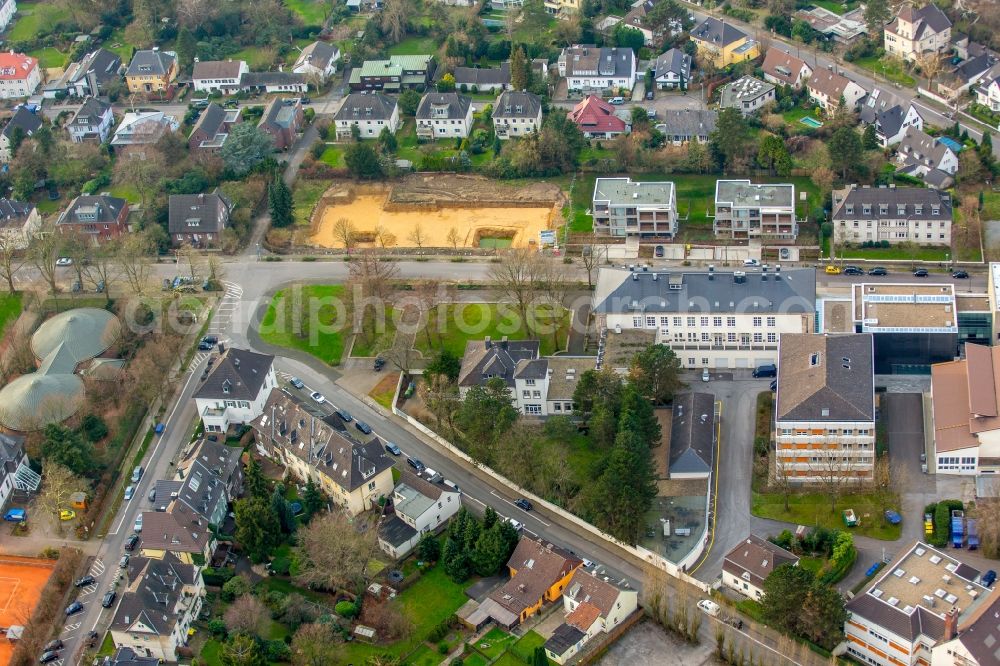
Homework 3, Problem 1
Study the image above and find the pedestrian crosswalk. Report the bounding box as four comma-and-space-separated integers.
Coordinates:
208, 281, 243, 338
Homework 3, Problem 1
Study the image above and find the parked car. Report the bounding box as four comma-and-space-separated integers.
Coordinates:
701, 368, 710, 382
134, 513, 143, 532
514, 498, 533, 511
289, 377, 305, 389
119, 554, 130, 568
385, 442, 402, 456
982, 569, 997, 587
654, 245, 664, 258
743, 259, 759, 267
74, 575, 95, 588
309, 391, 326, 404
59, 509, 75, 521
335, 408, 352, 422
55, 257, 72, 267
148, 488, 156, 502
191, 99, 210, 109
868, 267, 888, 276
123, 485, 135, 500
884, 510, 902, 525
609, 96, 625, 105
355, 420, 373, 435
42, 640, 63, 652
952, 270, 969, 279
505, 517, 524, 531
406, 457, 426, 473
752, 364, 777, 378
697, 599, 720, 617
769, 379, 777, 391
843, 266, 864, 275
131, 466, 143, 483
198, 335, 218, 350
913, 268, 929, 277
373, 357, 385, 371
3, 508, 25, 522
825, 265, 841, 275
39, 651, 60, 663
125, 534, 139, 551
65, 601, 84, 616
423, 468, 443, 483
101, 591, 116, 608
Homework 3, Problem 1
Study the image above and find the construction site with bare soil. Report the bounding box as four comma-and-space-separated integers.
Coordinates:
309, 174, 566, 250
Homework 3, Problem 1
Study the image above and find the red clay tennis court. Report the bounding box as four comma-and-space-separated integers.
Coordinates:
0, 555, 56, 665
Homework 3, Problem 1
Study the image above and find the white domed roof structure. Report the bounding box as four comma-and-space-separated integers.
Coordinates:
31, 307, 120, 365
0, 373, 84, 432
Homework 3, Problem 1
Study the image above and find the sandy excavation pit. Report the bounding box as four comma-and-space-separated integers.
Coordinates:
310, 175, 565, 249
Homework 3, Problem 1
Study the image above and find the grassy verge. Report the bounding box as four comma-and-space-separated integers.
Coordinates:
369, 372, 400, 409
414, 302, 570, 358
854, 55, 917, 87
752, 491, 903, 540
293, 180, 328, 226
350, 307, 397, 357
838, 245, 951, 261
258, 284, 348, 365
0, 292, 23, 337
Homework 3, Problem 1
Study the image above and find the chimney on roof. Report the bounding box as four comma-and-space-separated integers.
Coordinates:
944, 607, 958, 640
234, 357, 240, 368
501, 336, 508, 350
485, 336, 492, 349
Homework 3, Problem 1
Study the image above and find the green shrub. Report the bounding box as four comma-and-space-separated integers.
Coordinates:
427, 617, 454, 643
439, 641, 449, 654
203, 567, 236, 586
271, 556, 291, 576
208, 619, 227, 637
221, 575, 251, 601
335, 600, 358, 618
266, 639, 291, 661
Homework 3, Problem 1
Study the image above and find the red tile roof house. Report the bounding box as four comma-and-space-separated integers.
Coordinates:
0, 52, 41, 99
569, 95, 630, 139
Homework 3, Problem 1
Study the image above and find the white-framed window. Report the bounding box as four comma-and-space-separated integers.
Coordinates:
767, 333, 776, 343
687, 316, 696, 326
632, 316, 642, 327
673, 317, 682, 326
713, 316, 722, 327
646, 316, 657, 327
700, 316, 709, 327
727, 317, 736, 327
525, 379, 535, 386
727, 332, 737, 342
753, 316, 762, 327
767, 316, 775, 327
753, 333, 763, 343
525, 404, 542, 415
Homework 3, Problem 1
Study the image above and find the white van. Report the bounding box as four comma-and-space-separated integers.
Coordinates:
443, 480, 461, 494
609, 96, 625, 105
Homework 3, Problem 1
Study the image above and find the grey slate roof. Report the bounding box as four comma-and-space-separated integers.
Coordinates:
240, 71, 305, 87
192, 60, 244, 80
658, 109, 717, 138
669, 392, 715, 476
153, 479, 183, 511
951, 593, 1000, 665
168, 190, 232, 235
832, 185, 952, 221
593, 267, 816, 315
561, 46, 635, 79
544, 623, 587, 656
126, 49, 175, 78
722, 534, 798, 589
296, 41, 338, 71
175, 440, 241, 523
446, 63, 511, 87
335, 92, 398, 121
654, 48, 691, 80
2, 106, 42, 140
776, 333, 874, 422
898, 126, 956, 171
458, 338, 540, 388
0, 198, 34, 229
378, 514, 417, 548
494, 91, 542, 119
194, 347, 273, 401
416, 92, 472, 121
898, 3, 951, 40
57, 194, 126, 227
110, 553, 197, 636
139, 504, 212, 553
189, 102, 228, 140
859, 88, 909, 137
72, 48, 122, 86
105, 647, 160, 666
690, 17, 748, 47
72, 96, 111, 127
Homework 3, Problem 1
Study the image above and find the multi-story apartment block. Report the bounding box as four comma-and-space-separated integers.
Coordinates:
558, 45, 636, 92
194, 348, 276, 433
845, 541, 991, 666
883, 3, 952, 62
592, 266, 816, 369
415, 92, 473, 139
0, 51, 40, 99
334, 92, 400, 140
0, 0, 16, 32
714, 180, 797, 240
492, 91, 542, 139
831, 184, 952, 246
775, 333, 875, 483
348, 55, 434, 91
592, 177, 677, 241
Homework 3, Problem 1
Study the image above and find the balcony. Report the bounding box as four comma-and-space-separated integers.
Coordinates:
202, 406, 227, 417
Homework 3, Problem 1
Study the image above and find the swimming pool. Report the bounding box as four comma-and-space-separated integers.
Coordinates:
800, 116, 824, 128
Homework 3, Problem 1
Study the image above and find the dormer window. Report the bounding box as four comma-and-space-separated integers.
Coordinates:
862, 205, 871, 216
931, 205, 940, 215
879, 204, 888, 215
914, 204, 923, 214
515, 105, 523, 114
897, 205, 906, 216
845, 204, 853, 215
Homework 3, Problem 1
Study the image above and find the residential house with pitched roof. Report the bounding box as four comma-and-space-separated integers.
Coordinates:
775, 333, 875, 483
722, 534, 798, 600
0, 432, 39, 511
557, 45, 636, 92
569, 95, 629, 139
109, 553, 204, 661
103, 647, 160, 666
251, 390, 395, 515
0, 198, 39, 249
512, 356, 596, 416
258, 97, 304, 150
806, 68, 866, 113
657, 109, 716, 144
616, 0, 661, 46
668, 392, 716, 480
125, 49, 177, 95
193, 347, 276, 433
932, 53, 994, 102
884, 3, 952, 62
475, 537, 583, 628
976, 73, 1000, 112
896, 126, 959, 189
334, 92, 399, 140
416, 92, 473, 139
444, 63, 510, 92
192, 60, 248, 95
689, 17, 759, 67
188, 103, 240, 153
0, 52, 40, 99
172, 439, 243, 527
930, 344, 1000, 475
0, 105, 41, 162
544, 0, 579, 16
69, 97, 114, 144
845, 541, 990, 666
377, 471, 461, 558
56, 194, 129, 242
492, 90, 542, 139
859, 87, 924, 147
239, 71, 307, 95
930, 586, 1000, 666
831, 184, 952, 246
458, 337, 540, 398
761, 48, 813, 89
544, 569, 639, 664
138, 505, 216, 563
168, 190, 232, 248
110, 111, 179, 153
349, 55, 435, 91
653, 48, 691, 90
42, 48, 121, 99
795, 5, 867, 44
293, 41, 341, 85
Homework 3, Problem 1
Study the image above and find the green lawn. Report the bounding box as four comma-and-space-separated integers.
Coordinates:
28, 46, 67, 68
342, 564, 471, 664
854, 55, 917, 87
108, 184, 141, 205
983, 190, 1000, 221
511, 631, 547, 661
580, 144, 616, 163
414, 302, 570, 358
838, 245, 951, 261
319, 145, 344, 167
103, 28, 136, 62
798, 556, 825, 575
229, 45, 278, 70
292, 179, 328, 226
7, 1, 70, 41
782, 106, 824, 132
256, 575, 334, 605
476, 627, 517, 659
808, 0, 858, 13
388, 36, 439, 56
350, 306, 397, 357
752, 491, 903, 540
200, 639, 224, 666
258, 284, 349, 365
284, 0, 329, 25
464, 653, 490, 666
406, 644, 443, 666
0, 293, 23, 338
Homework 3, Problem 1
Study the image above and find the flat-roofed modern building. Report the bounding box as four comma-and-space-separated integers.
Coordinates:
592, 178, 677, 241
714, 180, 797, 240
845, 540, 991, 666
775, 333, 875, 483
592, 266, 816, 369
851, 283, 958, 373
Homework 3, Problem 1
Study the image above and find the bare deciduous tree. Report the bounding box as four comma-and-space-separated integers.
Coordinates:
0, 233, 25, 293
118, 230, 155, 295
127, 333, 183, 404
380, 0, 412, 44
578, 236, 605, 291
489, 248, 545, 338
407, 222, 426, 249
113, 149, 165, 211
83, 238, 120, 304
291, 622, 344, 666
28, 220, 63, 296
37, 463, 88, 526
374, 224, 396, 249
224, 594, 269, 637
348, 249, 400, 345
446, 227, 461, 249
293, 512, 377, 592
332, 217, 357, 252
176, 243, 203, 280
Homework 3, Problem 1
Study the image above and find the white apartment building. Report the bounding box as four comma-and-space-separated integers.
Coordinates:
845, 541, 991, 666
0, 52, 40, 99
831, 185, 952, 246
493, 90, 542, 139
883, 3, 952, 62
377, 472, 461, 558
557, 45, 636, 92
0, 0, 17, 33
592, 177, 678, 241
592, 266, 816, 369
333, 92, 400, 140
722, 535, 799, 601
775, 333, 875, 483
193, 348, 276, 433
714, 180, 797, 240
415, 92, 473, 139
